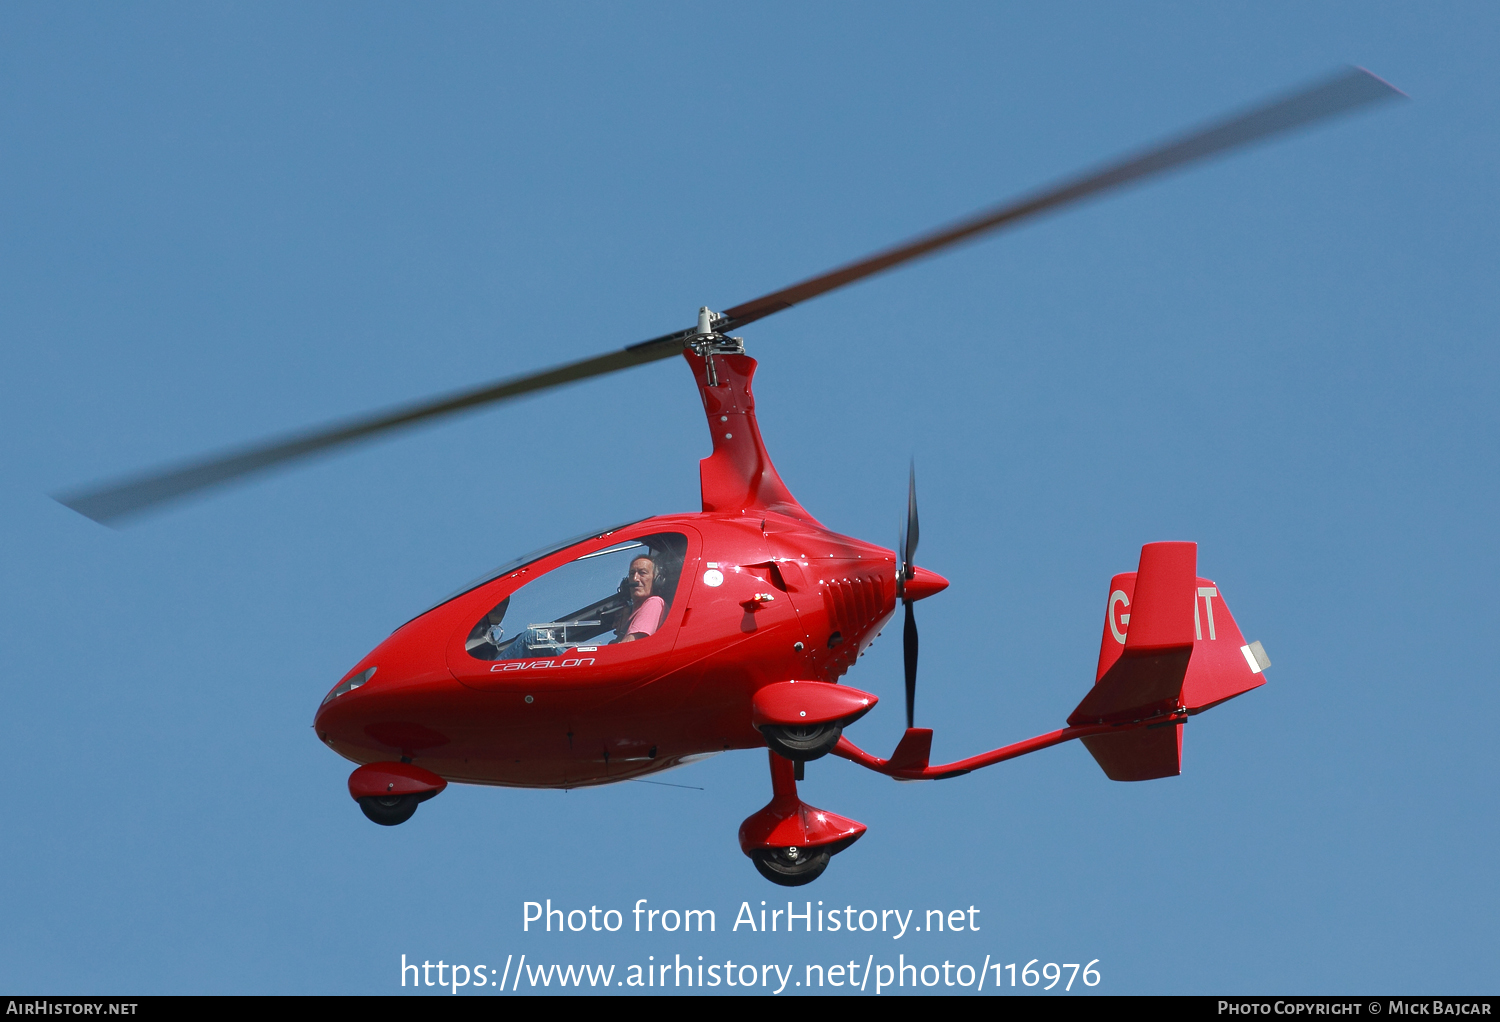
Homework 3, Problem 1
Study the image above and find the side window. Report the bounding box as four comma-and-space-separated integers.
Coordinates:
465, 532, 687, 661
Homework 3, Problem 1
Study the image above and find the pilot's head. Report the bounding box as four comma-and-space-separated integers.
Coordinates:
626, 556, 658, 604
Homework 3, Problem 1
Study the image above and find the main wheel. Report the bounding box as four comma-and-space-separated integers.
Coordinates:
359, 793, 421, 826
761, 722, 843, 762
752, 846, 831, 887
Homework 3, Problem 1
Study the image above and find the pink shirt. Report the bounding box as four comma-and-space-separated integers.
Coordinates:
624, 596, 666, 638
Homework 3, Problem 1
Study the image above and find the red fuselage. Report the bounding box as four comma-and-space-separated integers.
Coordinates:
312, 349, 944, 788
314, 510, 902, 787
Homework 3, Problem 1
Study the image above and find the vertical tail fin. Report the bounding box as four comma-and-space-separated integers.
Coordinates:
1069, 542, 1197, 728
1071, 542, 1268, 782
1179, 581, 1269, 714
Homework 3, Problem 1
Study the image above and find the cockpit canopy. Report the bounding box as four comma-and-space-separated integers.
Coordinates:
464, 531, 687, 661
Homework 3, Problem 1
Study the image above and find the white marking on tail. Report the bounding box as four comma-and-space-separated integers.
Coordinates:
1109, 591, 1131, 643
1194, 586, 1219, 640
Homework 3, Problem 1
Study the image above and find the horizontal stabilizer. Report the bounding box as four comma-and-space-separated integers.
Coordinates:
1081, 723, 1182, 781
1068, 648, 1191, 726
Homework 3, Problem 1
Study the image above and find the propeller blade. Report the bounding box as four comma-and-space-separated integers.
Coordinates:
904, 461, 920, 575
719, 67, 1403, 329
903, 600, 919, 730
900, 462, 921, 727
55, 328, 693, 524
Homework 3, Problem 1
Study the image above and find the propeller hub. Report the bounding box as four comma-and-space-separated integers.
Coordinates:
901, 565, 949, 603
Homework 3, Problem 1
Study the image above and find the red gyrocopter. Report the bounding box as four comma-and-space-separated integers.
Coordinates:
58, 69, 1401, 886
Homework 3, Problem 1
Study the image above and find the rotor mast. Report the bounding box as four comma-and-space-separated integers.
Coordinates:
686, 307, 816, 523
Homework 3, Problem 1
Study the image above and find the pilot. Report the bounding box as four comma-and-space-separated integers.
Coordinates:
614, 555, 667, 643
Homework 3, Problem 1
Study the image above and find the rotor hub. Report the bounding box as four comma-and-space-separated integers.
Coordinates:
689, 306, 745, 385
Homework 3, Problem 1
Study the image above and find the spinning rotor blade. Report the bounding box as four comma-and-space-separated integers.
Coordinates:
56, 328, 693, 524
56, 67, 1402, 525
720, 67, 1402, 329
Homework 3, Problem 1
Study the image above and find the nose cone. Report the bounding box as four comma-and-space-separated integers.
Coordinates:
903, 565, 949, 602
314, 669, 453, 762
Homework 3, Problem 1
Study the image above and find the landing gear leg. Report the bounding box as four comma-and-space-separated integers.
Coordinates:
738, 751, 865, 888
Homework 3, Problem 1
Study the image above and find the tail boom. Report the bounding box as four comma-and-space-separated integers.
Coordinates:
832, 541, 1266, 785
834, 722, 1126, 780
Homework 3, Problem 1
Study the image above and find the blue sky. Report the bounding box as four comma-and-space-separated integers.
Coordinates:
0, 2, 1495, 995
